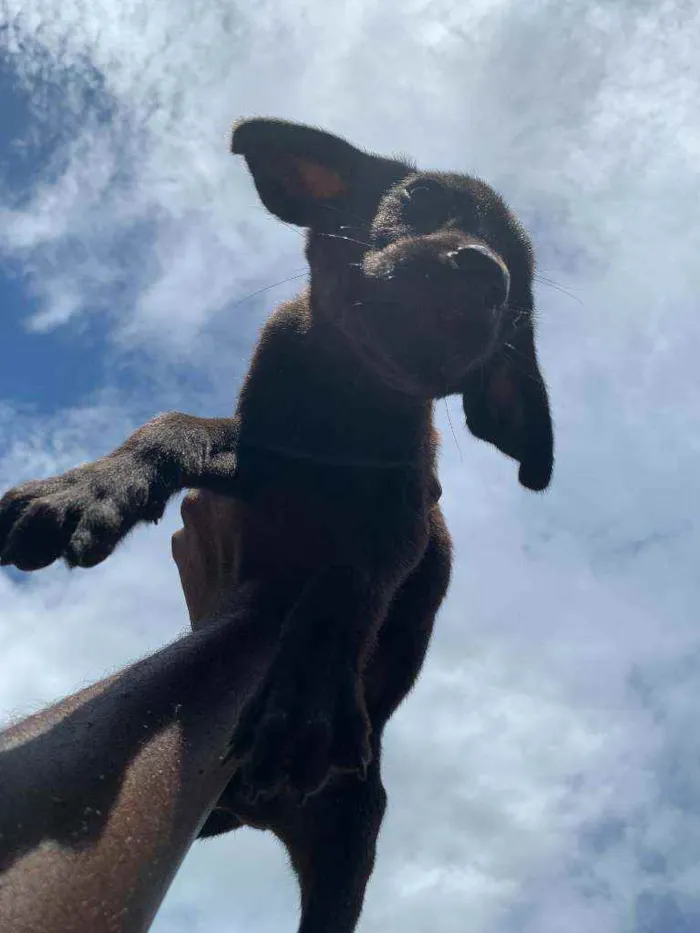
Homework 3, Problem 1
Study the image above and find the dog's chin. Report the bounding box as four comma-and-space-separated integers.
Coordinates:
358, 348, 432, 399
353, 342, 496, 401
343, 333, 431, 398
340, 306, 501, 400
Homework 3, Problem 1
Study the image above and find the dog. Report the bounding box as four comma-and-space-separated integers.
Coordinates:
0, 118, 553, 932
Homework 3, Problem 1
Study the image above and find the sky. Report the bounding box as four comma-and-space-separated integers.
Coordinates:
1, 1, 700, 930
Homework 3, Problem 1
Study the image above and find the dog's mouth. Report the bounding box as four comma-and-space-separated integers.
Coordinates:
341, 304, 430, 396
341, 296, 504, 397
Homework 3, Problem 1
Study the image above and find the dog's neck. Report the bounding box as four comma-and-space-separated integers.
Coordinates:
235, 295, 435, 471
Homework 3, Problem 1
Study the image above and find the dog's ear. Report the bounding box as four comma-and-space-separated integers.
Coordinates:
231, 117, 401, 228
460, 314, 553, 491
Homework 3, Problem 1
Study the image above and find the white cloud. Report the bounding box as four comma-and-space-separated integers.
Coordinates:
2, 0, 700, 931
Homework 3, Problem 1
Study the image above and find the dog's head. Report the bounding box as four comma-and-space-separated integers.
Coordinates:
232, 118, 553, 491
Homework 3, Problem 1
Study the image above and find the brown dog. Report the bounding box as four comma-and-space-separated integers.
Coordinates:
0, 118, 553, 933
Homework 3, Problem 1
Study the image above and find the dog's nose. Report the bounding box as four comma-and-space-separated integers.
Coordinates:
446, 244, 510, 308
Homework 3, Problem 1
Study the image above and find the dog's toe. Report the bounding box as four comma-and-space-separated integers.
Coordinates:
0, 483, 43, 556
65, 502, 128, 568
1, 494, 77, 571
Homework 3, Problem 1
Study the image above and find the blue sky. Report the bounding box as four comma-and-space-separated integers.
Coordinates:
2, 2, 700, 931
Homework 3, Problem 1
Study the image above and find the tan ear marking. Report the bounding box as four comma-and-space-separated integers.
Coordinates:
292, 158, 349, 200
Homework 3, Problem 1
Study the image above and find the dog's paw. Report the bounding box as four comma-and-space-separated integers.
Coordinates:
227, 662, 372, 802
0, 457, 165, 571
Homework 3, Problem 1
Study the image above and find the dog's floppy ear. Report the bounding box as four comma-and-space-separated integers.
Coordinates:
460, 313, 553, 491
232, 117, 388, 228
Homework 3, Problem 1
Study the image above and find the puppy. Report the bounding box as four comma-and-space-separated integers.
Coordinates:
0, 118, 553, 933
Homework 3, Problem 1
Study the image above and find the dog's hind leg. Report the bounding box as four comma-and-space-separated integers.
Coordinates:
278, 755, 387, 933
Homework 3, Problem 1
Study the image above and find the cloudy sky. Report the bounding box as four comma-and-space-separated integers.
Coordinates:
1, 0, 700, 930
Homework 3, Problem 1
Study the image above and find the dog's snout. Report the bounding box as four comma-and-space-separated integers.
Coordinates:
446, 245, 510, 308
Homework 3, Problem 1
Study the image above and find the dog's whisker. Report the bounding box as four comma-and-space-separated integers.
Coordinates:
276, 219, 308, 239
318, 232, 372, 248
501, 348, 541, 385
230, 271, 309, 311
443, 399, 463, 463
246, 203, 308, 240
340, 224, 373, 237
536, 270, 580, 291
507, 304, 540, 329
534, 274, 584, 307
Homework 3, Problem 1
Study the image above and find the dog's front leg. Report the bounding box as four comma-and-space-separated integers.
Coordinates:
228, 566, 390, 801
0, 413, 240, 571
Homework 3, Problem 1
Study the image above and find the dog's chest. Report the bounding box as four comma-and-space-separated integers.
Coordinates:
231, 452, 431, 576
